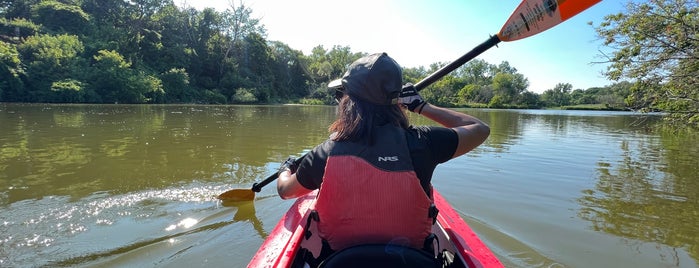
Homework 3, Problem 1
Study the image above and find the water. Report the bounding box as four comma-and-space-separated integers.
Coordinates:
1, 104, 697, 267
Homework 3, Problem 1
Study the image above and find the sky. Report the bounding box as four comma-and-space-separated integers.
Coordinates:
176, 0, 627, 93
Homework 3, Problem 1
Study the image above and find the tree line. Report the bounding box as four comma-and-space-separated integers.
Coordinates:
1, 0, 696, 125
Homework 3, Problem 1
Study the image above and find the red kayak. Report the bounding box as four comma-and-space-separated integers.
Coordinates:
248, 190, 503, 267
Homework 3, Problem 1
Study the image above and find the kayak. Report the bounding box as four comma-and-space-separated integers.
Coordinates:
248, 190, 503, 268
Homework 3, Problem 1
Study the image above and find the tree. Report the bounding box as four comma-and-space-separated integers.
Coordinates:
161, 68, 194, 103
491, 71, 529, 105
595, 0, 698, 125
30, 1, 91, 35
88, 49, 163, 104
516, 90, 542, 108
268, 41, 308, 99
0, 41, 24, 101
458, 59, 495, 86
541, 83, 573, 107
219, 1, 266, 76
17, 34, 85, 101
0, 18, 41, 39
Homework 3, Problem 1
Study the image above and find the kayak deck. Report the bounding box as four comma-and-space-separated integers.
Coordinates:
248, 190, 502, 268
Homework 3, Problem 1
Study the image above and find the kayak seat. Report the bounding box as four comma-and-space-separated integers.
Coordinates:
317, 244, 439, 268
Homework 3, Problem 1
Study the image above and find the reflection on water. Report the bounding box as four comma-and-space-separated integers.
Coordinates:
224, 199, 268, 238
1, 104, 698, 267
579, 127, 699, 265
0, 104, 331, 204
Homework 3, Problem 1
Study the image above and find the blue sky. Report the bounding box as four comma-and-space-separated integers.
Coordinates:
176, 0, 627, 93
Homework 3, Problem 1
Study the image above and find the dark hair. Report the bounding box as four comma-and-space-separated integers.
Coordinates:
329, 95, 409, 143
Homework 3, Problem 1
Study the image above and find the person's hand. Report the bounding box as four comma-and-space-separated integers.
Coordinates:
280, 157, 298, 173
399, 83, 426, 113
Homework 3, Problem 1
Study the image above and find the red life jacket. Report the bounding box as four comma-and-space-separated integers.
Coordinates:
313, 125, 434, 251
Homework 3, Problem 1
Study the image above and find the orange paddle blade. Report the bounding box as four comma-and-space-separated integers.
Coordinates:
217, 189, 255, 201
498, 0, 601, 41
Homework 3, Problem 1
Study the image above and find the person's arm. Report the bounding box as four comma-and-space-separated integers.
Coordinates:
418, 103, 490, 158
277, 170, 312, 199
399, 84, 490, 158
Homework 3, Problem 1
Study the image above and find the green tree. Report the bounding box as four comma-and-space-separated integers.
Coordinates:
0, 18, 41, 39
88, 49, 162, 103
161, 68, 194, 103
516, 90, 542, 108
30, 1, 90, 35
402, 66, 428, 85
491, 71, 529, 105
458, 59, 495, 86
150, 3, 192, 71
541, 83, 573, 107
0, 0, 39, 19
595, 0, 698, 125
50, 79, 88, 103
0, 41, 24, 101
17, 34, 85, 101
219, 1, 265, 77
570, 88, 596, 105
268, 41, 308, 99
232, 32, 274, 102
457, 84, 493, 105
304, 45, 332, 85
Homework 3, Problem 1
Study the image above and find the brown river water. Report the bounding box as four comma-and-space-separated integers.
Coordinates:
1, 103, 697, 267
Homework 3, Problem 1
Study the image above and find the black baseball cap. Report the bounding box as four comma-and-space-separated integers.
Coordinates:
328, 53, 402, 105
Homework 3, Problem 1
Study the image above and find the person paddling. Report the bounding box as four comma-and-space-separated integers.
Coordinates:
276, 52, 490, 266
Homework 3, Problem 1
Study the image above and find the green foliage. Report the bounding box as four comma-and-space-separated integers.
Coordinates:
595, 0, 698, 126
17, 34, 85, 101
232, 88, 258, 103
200, 89, 227, 104
161, 68, 194, 103
31, 1, 90, 34
88, 49, 163, 103
50, 79, 86, 103
0, 0, 647, 111
491, 72, 528, 104
136, 73, 165, 103
0, 41, 24, 100
299, 98, 325, 105
541, 83, 573, 107
488, 94, 507, 108
0, 18, 41, 39
516, 91, 542, 108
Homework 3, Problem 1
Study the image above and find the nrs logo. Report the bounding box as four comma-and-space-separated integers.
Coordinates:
378, 156, 399, 162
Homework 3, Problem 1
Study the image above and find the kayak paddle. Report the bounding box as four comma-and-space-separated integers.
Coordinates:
414, 0, 602, 91
217, 172, 279, 201
217, 0, 601, 202
217, 157, 302, 202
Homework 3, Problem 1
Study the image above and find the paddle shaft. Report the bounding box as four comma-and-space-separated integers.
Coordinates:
251, 155, 305, 192
251, 172, 280, 192
414, 35, 501, 92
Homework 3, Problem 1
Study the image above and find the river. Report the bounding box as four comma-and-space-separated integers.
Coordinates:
1, 103, 697, 267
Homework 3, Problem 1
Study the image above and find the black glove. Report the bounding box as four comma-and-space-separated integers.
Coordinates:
399, 83, 426, 113
280, 157, 298, 174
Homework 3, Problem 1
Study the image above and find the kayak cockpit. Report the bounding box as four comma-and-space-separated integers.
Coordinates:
247, 190, 502, 268
286, 219, 468, 268
310, 244, 461, 268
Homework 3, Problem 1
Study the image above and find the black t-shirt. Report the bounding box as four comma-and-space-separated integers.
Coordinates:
295, 125, 458, 192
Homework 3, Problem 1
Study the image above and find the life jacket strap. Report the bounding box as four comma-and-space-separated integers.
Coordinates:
304, 210, 320, 240
429, 204, 439, 224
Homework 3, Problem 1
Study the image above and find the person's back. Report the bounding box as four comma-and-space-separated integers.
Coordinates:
314, 123, 434, 251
